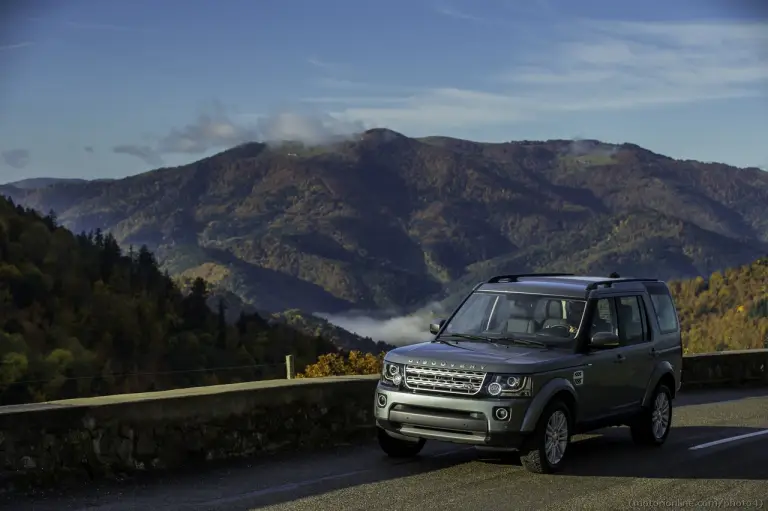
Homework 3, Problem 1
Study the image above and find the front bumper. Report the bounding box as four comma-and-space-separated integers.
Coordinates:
374, 383, 532, 448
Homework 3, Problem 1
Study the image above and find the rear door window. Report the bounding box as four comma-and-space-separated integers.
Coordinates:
644, 283, 679, 334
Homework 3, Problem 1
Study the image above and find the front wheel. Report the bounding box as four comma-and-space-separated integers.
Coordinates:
519, 399, 571, 474
377, 428, 426, 458
630, 383, 672, 446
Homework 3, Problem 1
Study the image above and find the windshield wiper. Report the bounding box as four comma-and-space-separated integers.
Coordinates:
497, 337, 548, 348
437, 333, 496, 343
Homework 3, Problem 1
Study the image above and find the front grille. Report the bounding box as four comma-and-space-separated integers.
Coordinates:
404, 365, 487, 395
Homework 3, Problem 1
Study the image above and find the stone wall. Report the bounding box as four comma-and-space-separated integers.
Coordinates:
680, 349, 768, 389
1, 350, 767, 492
0, 375, 380, 491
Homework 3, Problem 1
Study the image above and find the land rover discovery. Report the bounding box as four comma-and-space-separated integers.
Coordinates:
373, 273, 683, 473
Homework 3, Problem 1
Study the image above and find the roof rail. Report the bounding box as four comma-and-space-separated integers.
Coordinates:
585, 277, 658, 291
487, 272, 574, 284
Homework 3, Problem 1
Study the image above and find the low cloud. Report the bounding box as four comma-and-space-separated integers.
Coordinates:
156, 105, 259, 154
256, 111, 365, 146
1, 149, 30, 169
112, 144, 164, 166
565, 137, 619, 158
84, 146, 94, 153
113, 105, 366, 167
316, 301, 448, 346
0, 42, 33, 51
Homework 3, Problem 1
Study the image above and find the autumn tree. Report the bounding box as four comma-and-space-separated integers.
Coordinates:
298, 350, 385, 378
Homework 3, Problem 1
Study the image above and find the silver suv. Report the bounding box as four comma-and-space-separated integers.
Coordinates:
374, 273, 683, 473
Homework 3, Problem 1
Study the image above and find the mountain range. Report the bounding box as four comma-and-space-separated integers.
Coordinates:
2, 128, 767, 317
2, 177, 113, 189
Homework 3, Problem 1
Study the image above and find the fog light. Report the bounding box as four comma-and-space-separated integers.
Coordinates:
377, 393, 387, 407
493, 407, 510, 421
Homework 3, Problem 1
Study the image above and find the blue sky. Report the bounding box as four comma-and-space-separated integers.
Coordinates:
1, 0, 766, 182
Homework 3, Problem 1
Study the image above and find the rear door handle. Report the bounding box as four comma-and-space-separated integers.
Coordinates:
649, 348, 658, 358
614, 353, 625, 363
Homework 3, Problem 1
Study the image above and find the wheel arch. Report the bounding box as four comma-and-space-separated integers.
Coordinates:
520, 378, 578, 433
642, 362, 676, 408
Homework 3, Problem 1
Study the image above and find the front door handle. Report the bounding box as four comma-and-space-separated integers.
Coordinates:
614, 353, 625, 363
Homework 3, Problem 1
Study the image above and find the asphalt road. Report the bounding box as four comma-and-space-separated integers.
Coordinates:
6, 387, 768, 511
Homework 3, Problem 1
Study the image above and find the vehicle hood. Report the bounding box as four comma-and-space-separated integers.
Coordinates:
385, 340, 583, 374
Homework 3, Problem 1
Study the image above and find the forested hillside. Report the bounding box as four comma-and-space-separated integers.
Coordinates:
1, 189, 765, 398
0, 196, 339, 405
670, 257, 768, 353
3, 131, 766, 314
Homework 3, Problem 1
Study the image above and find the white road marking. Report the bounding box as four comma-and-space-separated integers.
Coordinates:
688, 429, 768, 450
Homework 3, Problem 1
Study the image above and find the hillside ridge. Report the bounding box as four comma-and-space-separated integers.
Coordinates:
2, 130, 766, 315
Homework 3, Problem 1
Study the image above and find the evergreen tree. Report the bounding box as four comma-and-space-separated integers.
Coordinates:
0, 195, 339, 405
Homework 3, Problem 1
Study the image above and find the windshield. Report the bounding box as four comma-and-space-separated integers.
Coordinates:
440, 291, 586, 345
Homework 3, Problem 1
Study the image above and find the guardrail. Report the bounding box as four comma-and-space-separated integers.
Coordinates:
0, 349, 766, 492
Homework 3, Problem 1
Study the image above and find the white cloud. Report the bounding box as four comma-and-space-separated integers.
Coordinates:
313, 18, 768, 133
112, 105, 366, 167
0, 42, 33, 51
256, 111, 365, 145
156, 105, 259, 154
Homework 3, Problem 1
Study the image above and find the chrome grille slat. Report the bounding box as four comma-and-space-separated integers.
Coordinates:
404, 365, 486, 395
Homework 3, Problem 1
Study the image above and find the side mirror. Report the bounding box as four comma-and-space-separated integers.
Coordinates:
429, 319, 446, 335
590, 331, 620, 348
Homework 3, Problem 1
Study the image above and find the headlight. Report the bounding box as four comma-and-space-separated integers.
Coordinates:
380, 361, 403, 386
486, 374, 530, 397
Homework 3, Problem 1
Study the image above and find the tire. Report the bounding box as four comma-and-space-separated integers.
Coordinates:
377, 428, 426, 458
630, 383, 672, 446
518, 399, 571, 474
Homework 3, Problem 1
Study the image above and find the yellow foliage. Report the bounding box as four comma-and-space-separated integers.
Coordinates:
178, 262, 231, 285
670, 258, 768, 353
298, 350, 385, 378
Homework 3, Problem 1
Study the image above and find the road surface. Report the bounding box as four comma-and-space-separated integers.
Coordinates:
5, 388, 768, 511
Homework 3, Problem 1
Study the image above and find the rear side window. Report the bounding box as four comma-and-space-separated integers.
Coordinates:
645, 283, 679, 334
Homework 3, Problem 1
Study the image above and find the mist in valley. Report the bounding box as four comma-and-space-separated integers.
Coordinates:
315, 301, 449, 347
